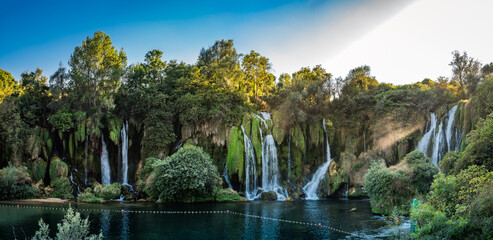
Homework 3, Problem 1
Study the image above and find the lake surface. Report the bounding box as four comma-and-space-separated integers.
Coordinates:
0, 199, 408, 239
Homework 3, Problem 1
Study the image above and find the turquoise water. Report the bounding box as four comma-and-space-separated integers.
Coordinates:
0, 199, 407, 239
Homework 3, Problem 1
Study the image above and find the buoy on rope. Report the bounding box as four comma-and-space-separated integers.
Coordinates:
318, 223, 321, 227
17, 205, 19, 208
121, 209, 124, 213
227, 210, 229, 214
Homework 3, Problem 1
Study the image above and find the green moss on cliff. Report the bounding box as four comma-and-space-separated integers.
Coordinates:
226, 126, 244, 183
49, 157, 68, 185
32, 158, 47, 182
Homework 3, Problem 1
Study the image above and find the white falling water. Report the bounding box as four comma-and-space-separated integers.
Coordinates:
303, 119, 332, 200
431, 120, 445, 165
416, 113, 437, 155
222, 164, 233, 189
445, 105, 458, 152
261, 135, 288, 200
417, 105, 461, 166
241, 125, 257, 199
253, 113, 288, 200
101, 135, 111, 185
121, 121, 129, 185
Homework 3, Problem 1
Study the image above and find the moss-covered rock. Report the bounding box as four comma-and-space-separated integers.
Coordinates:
251, 117, 262, 167
49, 156, 68, 184
93, 183, 121, 200
51, 177, 73, 199
259, 191, 277, 201
226, 126, 244, 183
215, 188, 243, 202
32, 158, 47, 182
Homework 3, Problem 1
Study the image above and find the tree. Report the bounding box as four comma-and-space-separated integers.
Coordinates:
241, 50, 275, 99
0, 69, 19, 103
49, 63, 69, 100
69, 31, 127, 116
341, 65, 378, 95
449, 50, 481, 88
197, 39, 244, 91
145, 145, 220, 201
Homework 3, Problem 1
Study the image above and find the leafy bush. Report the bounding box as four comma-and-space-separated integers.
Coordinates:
405, 150, 438, 194
146, 145, 220, 201
456, 112, 493, 172
469, 185, 493, 239
32, 206, 102, 240
364, 162, 414, 214
49, 157, 68, 184
0, 164, 37, 200
440, 151, 461, 175
77, 188, 104, 203
93, 183, 121, 200
51, 177, 73, 199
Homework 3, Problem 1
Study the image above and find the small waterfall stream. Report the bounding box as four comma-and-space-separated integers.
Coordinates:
222, 164, 233, 189
101, 135, 111, 185
241, 125, 257, 199
416, 113, 437, 155
121, 121, 129, 185
417, 105, 461, 166
253, 113, 288, 200
303, 119, 332, 200
446, 105, 458, 152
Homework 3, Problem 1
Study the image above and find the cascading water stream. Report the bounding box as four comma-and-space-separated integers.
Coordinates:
253, 113, 288, 200
261, 135, 288, 200
222, 164, 233, 189
445, 105, 458, 152
121, 121, 129, 185
431, 120, 445, 165
302, 119, 332, 200
416, 113, 437, 155
241, 125, 257, 199
417, 105, 461, 166
101, 135, 111, 185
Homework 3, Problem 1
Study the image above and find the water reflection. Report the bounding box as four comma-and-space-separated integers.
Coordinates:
100, 210, 110, 237
0, 200, 401, 239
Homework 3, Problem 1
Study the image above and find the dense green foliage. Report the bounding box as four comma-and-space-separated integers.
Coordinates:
51, 177, 73, 199
32, 206, 103, 240
365, 151, 437, 214
145, 146, 219, 201
93, 183, 121, 200
411, 165, 493, 239
0, 164, 36, 200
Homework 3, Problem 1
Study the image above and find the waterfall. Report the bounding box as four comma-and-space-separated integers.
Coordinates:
121, 121, 129, 185
252, 113, 288, 200
222, 163, 233, 189
445, 105, 458, 152
303, 119, 332, 200
241, 125, 257, 199
416, 113, 437, 155
101, 135, 111, 185
261, 135, 288, 200
431, 120, 445, 165
417, 105, 461, 166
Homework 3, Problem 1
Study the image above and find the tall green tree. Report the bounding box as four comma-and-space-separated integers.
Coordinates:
341, 65, 378, 95
241, 50, 275, 99
449, 50, 481, 88
0, 69, 19, 103
197, 39, 244, 91
69, 31, 127, 117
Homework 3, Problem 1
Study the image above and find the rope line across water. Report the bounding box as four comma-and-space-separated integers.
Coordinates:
0, 204, 363, 238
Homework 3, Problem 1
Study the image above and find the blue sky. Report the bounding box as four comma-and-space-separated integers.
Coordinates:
1, 0, 492, 84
